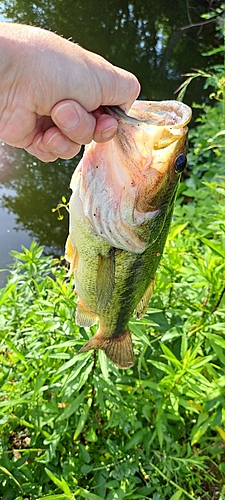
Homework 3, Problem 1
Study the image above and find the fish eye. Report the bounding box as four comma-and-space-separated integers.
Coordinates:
174, 153, 187, 174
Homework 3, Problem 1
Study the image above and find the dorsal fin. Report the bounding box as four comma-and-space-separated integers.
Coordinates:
136, 276, 156, 319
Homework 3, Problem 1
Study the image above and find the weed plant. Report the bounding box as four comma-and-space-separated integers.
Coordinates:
0, 55, 225, 500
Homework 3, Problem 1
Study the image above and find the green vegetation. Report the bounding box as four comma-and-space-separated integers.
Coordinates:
1, 45, 225, 500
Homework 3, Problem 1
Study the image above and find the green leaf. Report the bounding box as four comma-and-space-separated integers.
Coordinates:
57, 388, 88, 421
156, 419, 163, 448
0, 392, 34, 411
81, 464, 93, 474
191, 419, 211, 445
0, 284, 17, 307
169, 490, 183, 500
64, 358, 92, 387
60, 478, 73, 497
2, 338, 27, 362
76, 361, 94, 391
73, 400, 92, 440
37, 496, 69, 500
210, 341, 225, 365
85, 427, 98, 443
125, 429, 145, 450
161, 328, 181, 342
98, 350, 109, 382
149, 360, 174, 374
168, 222, 188, 239
161, 344, 182, 367
56, 353, 89, 374
77, 489, 104, 500
45, 469, 72, 497
190, 355, 214, 368
210, 324, 225, 334
0, 466, 23, 491
181, 332, 188, 359
200, 237, 225, 258
79, 443, 91, 463
205, 333, 225, 347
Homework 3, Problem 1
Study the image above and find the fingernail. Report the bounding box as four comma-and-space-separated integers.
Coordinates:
54, 103, 80, 130
46, 132, 69, 152
101, 125, 117, 140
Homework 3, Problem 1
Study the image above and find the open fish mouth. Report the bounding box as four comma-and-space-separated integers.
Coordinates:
104, 100, 191, 128
103, 101, 191, 156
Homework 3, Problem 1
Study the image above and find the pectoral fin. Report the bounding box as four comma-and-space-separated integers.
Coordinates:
79, 329, 134, 369
96, 248, 115, 310
76, 299, 98, 327
65, 236, 78, 275
136, 276, 156, 319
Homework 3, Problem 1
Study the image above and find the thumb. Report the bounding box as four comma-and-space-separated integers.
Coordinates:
51, 100, 119, 145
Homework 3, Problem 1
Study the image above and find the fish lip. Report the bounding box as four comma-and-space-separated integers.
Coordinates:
103, 105, 151, 126
103, 105, 138, 123
103, 100, 192, 129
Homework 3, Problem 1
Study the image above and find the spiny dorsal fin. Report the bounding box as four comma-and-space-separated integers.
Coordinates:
76, 299, 98, 327
96, 248, 115, 310
136, 276, 156, 319
79, 329, 134, 369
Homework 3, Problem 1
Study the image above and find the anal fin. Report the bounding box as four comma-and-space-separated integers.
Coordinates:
76, 299, 98, 327
96, 247, 115, 310
136, 276, 156, 319
79, 329, 134, 369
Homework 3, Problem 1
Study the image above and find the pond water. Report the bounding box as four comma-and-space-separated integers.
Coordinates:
0, 0, 222, 286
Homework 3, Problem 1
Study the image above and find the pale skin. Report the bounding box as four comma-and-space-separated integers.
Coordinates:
0, 23, 140, 162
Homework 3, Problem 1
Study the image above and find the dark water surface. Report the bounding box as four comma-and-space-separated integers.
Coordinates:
0, 0, 223, 286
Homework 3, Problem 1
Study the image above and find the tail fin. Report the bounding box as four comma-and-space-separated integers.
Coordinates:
79, 330, 134, 369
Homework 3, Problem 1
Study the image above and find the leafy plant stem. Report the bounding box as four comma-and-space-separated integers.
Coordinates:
144, 458, 195, 500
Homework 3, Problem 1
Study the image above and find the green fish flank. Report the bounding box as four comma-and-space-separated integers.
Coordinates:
65, 100, 192, 369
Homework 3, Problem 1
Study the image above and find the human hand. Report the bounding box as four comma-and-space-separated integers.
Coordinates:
0, 23, 140, 162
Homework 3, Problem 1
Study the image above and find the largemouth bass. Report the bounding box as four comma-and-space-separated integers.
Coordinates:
65, 100, 192, 369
